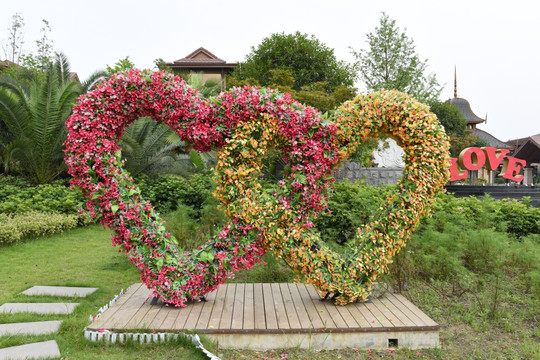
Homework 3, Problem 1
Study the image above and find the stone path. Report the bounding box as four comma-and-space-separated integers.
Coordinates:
0, 340, 60, 360
22, 286, 97, 298
0, 321, 62, 336
0, 285, 98, 360
0, 303, 79, 315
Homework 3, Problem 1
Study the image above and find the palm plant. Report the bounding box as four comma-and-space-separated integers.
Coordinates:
119, 116, 194, 177
117, 71, 221, 177
0, 53, 105, 183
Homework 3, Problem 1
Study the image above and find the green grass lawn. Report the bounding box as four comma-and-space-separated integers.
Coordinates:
0, 224, 209, 359
1, 225, 538, 359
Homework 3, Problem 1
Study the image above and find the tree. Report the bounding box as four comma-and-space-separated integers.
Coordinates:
19, 19, 54, 73
106, 56, 136, 75
266, 69, 356, 113
429, 101, 486, 157
231, 32, 356, 91
351, 12, 441, 102
0, 53, 105, 183
2, 13, 25, 64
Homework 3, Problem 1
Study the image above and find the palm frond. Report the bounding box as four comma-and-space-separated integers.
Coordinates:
81, 70, 107, 92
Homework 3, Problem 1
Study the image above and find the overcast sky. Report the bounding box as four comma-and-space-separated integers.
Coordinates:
1, 0, 539, 141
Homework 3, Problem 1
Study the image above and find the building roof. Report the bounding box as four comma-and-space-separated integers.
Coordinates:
166, 47, 237, 70
473, 128, 512, 149
506, 134, 540, 165
446, 67, 486, 125
447, 97, 486, 125
0, 59, 16, 70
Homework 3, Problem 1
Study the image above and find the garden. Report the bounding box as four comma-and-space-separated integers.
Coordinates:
1, 172, 539, 359
1, 13, 539, 360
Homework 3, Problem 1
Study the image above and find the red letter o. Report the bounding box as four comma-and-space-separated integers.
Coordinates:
459, 147, 486, 171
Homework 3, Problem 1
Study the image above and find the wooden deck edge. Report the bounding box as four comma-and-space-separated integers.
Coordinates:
85, 325, 440, 334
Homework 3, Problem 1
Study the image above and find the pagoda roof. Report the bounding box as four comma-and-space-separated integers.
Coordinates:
166, 47, 237, 70
446, 67, 486, 125
447, 97, 486, 125
473, 128, 512, 149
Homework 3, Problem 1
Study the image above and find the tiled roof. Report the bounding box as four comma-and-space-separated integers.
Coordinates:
506, 134, 540, 149
506, 134, 540, 165
473, 128, 512, 148
447, 97, 486, 124
166, 47, 237, 69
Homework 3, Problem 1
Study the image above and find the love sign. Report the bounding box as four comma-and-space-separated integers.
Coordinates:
65, 70, 450, 306
449, 147, 526, 182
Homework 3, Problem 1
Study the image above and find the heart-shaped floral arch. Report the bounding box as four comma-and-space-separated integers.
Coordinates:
65, 69, 449, 307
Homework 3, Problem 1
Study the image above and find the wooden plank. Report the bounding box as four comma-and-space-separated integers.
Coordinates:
92, 283, 440, 338
379, 296, 415, 327
385, 292, 426, 327
304, 284, 336, 329
90, 284, 143, 329
279, 283, 301, 329
317, 294, 350, 329
219, 283, 236, 330
194, 290, 218, 330
296, 284, 324, 329
271, 283, 290, 329
243, 284, 255, 330
347, 301, 380, 328
334, 305, 360, 328
372, 298, 406, 327
262, 283, 278, 330
392, 293, 438, 326
231, 284, 245, 329
172, 301, 196, 330
163, 305, 190, 330
207, 285, 228, 330
108, 284, 152, 330
183, 299, 206, 330
147, 304, 174, 330
253, 283, 266, 330
125, 301, 155, 329
363, 300, 395, 328
287, 284, 312, 329
137, 299, 165, 329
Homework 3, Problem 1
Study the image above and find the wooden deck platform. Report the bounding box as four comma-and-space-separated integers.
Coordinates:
87, 283, 439, 350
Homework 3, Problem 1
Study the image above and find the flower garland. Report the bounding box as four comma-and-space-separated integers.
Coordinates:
64, 69, 338, 307
65, 70, 449, 307
265, 90, 451, 304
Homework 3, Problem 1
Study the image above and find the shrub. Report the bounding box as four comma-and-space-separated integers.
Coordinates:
0, 177, 86, 215
314, 180, 395, 244
0, 212, 79, 245
162, 197, 226, 251
495, 197, 540, 237
137, 173, 215, 215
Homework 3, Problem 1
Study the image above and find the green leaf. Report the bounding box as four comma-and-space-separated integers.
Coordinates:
198, 251, 215, 263
111, 205, 119, 214
156, 256, 165, 267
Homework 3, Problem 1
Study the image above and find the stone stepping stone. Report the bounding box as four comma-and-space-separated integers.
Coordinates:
0, 303, 79, 315
0, 340, 60, 359
0, 321, 62, 336
21, 286, 98, 298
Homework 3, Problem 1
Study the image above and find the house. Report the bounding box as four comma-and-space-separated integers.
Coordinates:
506, 134, 540, 185
0, 59, 16, 71
165, 47, 237, 89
